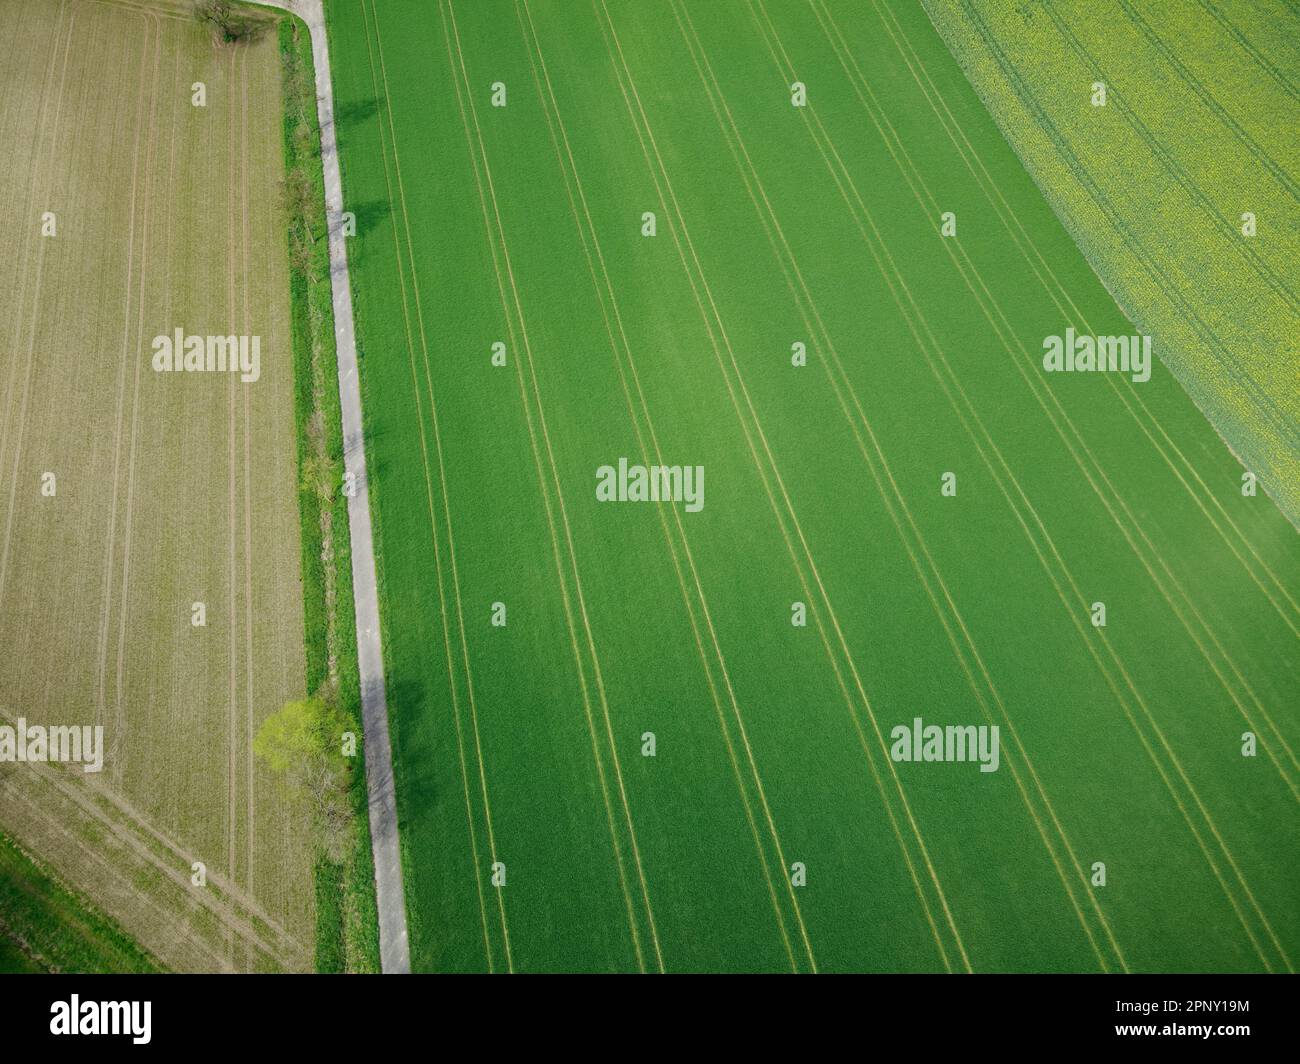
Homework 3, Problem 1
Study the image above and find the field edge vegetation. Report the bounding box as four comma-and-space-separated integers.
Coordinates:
275, 10, 381, 974
0, 831, 161, 974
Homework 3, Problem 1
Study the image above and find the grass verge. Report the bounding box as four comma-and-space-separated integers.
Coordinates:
276, 11, 380, 974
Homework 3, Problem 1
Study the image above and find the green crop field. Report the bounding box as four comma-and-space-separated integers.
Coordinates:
925, 0, 1300, 531
326, 0, 1299, 972
0, 0, 314, 971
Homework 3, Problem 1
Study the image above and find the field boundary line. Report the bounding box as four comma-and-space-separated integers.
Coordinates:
752, 0, 1288, 971
596, 0, 965, 972
262, 29, 302, 947
758, 0, 1288, 971
816, 0, 1263, 967
878, 0, 1300, 642
252, 0, 411, 973
842, 2, 1300, 796
824, 2, 1300, 795
2, 12, 297, 958
0, 705, 300, 946
947, 0, 1294, 972
20, 772, 300, 967
961, 0, 1298, 450
0, 759, 304, 968
805, 0, 1300, 795
0, 782, 237, 973
1034, 0, 1300, 339
516, 0, 804, 972
442, 0, 664, 973
363, 0, 513, 972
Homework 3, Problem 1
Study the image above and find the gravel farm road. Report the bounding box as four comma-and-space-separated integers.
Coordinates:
255, 0, 411, 975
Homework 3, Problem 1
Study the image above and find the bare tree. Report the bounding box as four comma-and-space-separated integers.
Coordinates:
193, 0, 267, 44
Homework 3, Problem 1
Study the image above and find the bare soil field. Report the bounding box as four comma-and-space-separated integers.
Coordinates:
0, 0, 313, 971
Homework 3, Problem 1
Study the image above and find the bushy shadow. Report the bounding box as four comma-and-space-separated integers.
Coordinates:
348, 199, 392, 241
377, 677, 435, 834
322, 96, 381, 147
334, 96, 380, 129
